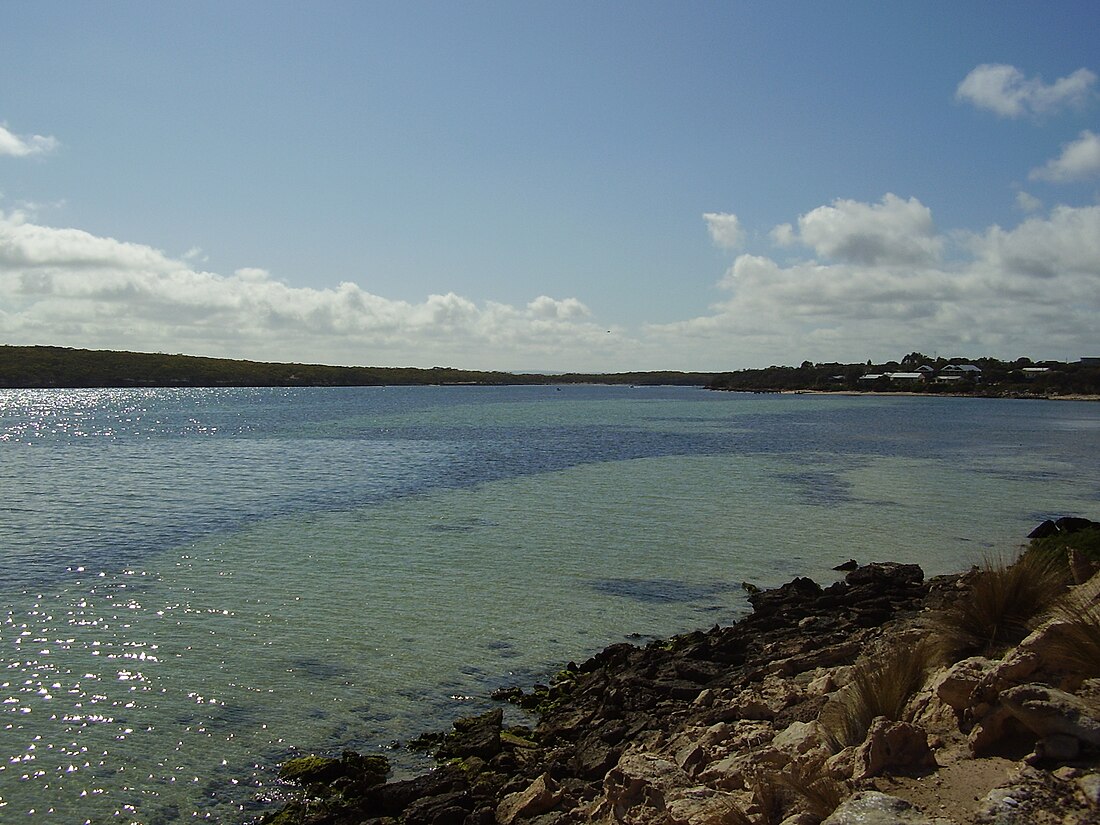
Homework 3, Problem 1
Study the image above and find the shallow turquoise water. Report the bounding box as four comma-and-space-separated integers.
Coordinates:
1, 387, 1098, 821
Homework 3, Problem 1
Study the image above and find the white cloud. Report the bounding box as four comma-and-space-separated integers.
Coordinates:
1015, 191, 1042, 212
956, 64, 1097, 118
968, 204, 1100, 279
2, 198, 1099, 372
777, 193, 942, 266
527, 295, 590, 320
1029, 130, 1100, 182
702, 212, 744, 249
0, 124, 60, 157
648, 198, 1100, 368
769, 223, 796, 246
0, 211, 616, 370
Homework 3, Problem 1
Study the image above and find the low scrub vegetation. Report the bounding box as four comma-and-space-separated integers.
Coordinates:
821, 641, 936, 752
1046, 599, 1100, 682
934, 551, 1070, 658
1028, 526, 1100, 568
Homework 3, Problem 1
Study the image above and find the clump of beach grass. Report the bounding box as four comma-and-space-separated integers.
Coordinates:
934, 551, 1070, 658
1045, 599, 1100, 682
821, 641, 936, 752
775, 760, 849, 823
702, 771, 788, 825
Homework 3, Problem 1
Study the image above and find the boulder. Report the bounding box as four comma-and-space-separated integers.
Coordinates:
437, 707, 504, 760
674, 740, 709, 776
1077, 773, 1100, 807
598, 751, 694, 824
1000, 683, 1100, 747
931, 657, 994, 710
496, 773, 560, 825
821, 791, 952, 824
277, 749, 389, 789
772, 720, 826, 758
664, 787, 743, 825
852, 718, 936, 780
1031, 733, 1080, 762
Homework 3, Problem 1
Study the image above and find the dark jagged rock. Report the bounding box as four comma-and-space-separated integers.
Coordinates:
277, 750, 390, 790
1028, 516, 1100, 539
834, 558, 859, 571
436, 708, 504, 760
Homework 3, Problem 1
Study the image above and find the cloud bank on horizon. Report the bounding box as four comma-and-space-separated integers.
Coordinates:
1, 8, 1098, 372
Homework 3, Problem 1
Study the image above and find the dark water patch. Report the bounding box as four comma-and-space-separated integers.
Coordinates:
427, 516, 499, 533
485, 640, 522, 659
286, 657, 350, 682
591, 577, 733, 604
775, 469, 853, 506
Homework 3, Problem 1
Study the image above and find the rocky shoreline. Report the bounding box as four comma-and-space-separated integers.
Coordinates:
261, 522, 1100, 825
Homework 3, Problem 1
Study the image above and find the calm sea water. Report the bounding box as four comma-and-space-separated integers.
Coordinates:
1, 386, 1098, 822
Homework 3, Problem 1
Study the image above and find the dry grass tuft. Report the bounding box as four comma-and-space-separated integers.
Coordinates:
934, 551, 1069, 658
704, 799, 755, 825
747, 773, 785, 824
1045, 599, 1100, 681
821, 641, 935, 751
775, 760, 849, 823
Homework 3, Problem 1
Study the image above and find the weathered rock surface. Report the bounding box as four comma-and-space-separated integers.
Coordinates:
1000, 683, 1100, 747
821, 791, 953, 824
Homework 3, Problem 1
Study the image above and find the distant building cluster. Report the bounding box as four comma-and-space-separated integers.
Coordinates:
858, 363, 986, 385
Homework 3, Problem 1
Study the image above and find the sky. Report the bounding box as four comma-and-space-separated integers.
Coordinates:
2, 2, 1099, 372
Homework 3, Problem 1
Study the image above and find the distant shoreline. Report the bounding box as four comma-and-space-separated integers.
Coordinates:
3, 345, 1097, 399
773, 389, 1100, 402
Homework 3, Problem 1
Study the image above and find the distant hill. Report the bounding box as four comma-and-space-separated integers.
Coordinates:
0, 346, 716, 388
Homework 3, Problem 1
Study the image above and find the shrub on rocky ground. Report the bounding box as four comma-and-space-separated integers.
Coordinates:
934, 552, 1069, 658
821, 642, 936, 751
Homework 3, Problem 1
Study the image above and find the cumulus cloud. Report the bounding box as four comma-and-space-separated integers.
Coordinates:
702, 212, 744, 249
0, 211, 616, 370
956, 64, 1097, 118
1015, 191, 1042, 212
775, 193, 942, 266
3, 196, 1099, 372
648, 196, 1100, 368
0, 124, 59, 157
968, 204, 1100, 279
1029, 130, 1100, 182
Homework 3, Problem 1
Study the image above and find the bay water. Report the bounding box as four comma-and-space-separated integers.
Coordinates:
1, 385, 1098, 822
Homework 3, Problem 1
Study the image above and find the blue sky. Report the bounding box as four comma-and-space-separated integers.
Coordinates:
2, 2, 1099, 371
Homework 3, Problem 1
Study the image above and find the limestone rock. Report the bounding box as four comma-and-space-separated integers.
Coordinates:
975, 765, 1099, 824
496, 773, 559, 825
852, 718, 936, 780
1030, 733, 1079, 762
772, 720, 826, 758
932, 657, 994, 710
824, 746, 858, 782
821, 791, 951, 824
1000, 683, 1100, 747
674, 741, 708, 776
1077, 773, 1100, 807
664, 786, 740, 825
599, 751, 693, 824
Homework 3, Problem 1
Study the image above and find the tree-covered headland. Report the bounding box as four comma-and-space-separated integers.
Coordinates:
0, 346, 712, 388
706, 351, 1100, 397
